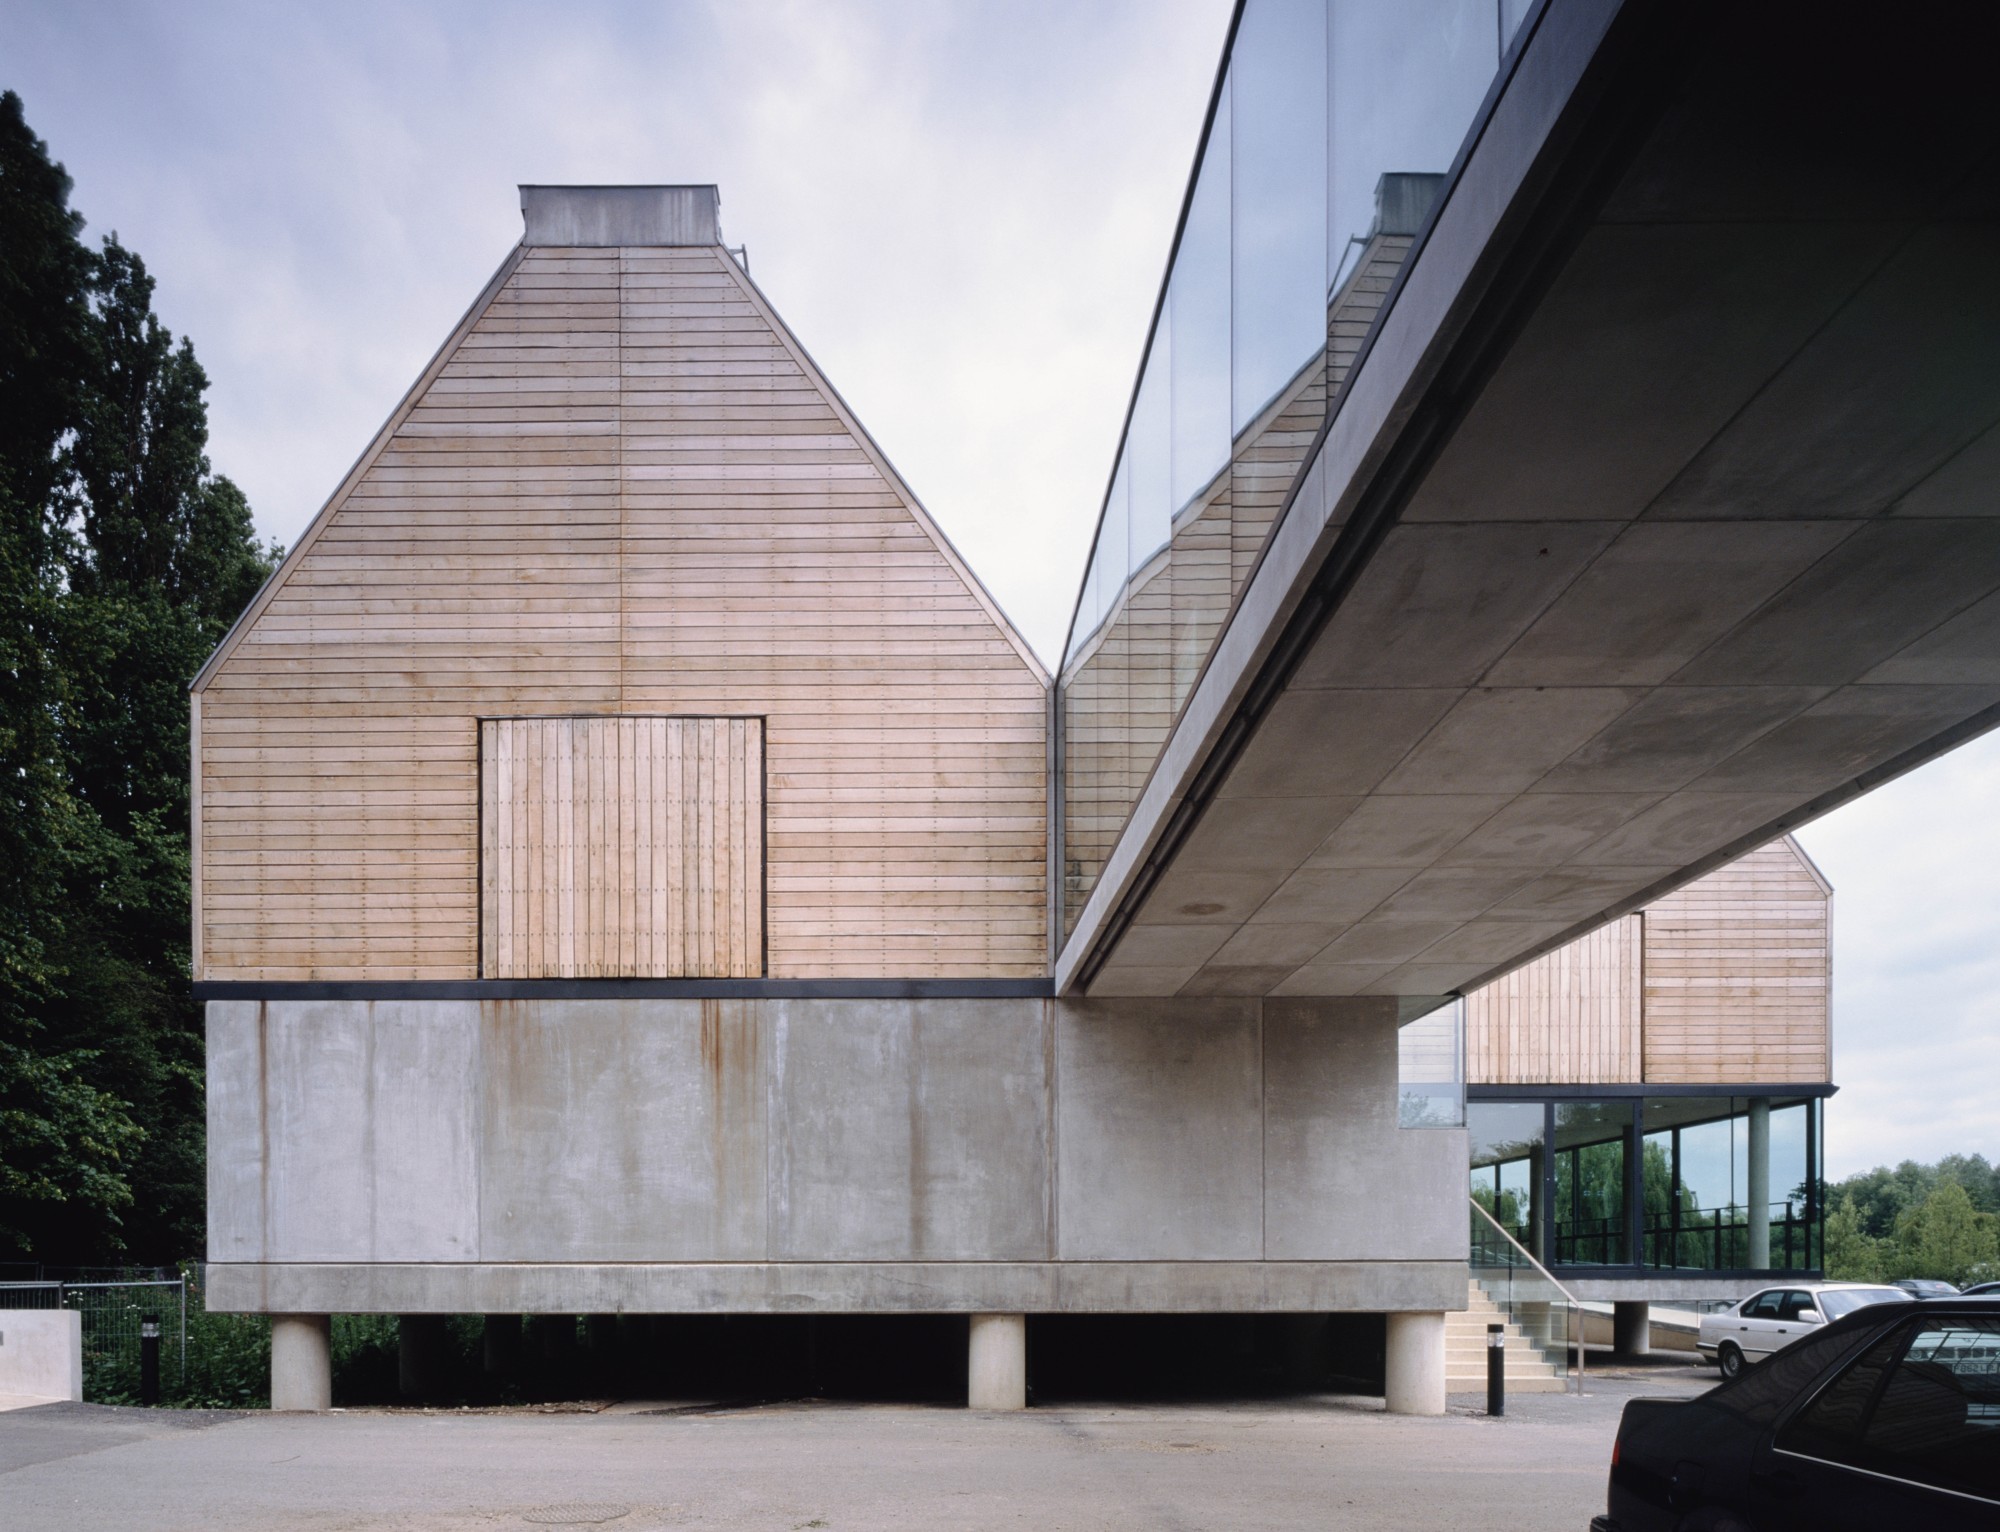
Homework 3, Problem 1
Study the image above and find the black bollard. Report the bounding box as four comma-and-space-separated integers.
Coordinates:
1486, 1323, 1504, 1417
140, 1314, 161, 1406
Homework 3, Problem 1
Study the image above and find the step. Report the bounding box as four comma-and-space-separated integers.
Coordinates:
1447, 1373, 1569, 1393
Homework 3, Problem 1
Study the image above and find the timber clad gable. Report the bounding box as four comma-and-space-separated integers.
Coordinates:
1466, 836, 1831, 1085
195, 239, 1048, 982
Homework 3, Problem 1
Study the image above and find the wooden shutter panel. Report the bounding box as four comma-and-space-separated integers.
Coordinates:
481, 716, 764, 977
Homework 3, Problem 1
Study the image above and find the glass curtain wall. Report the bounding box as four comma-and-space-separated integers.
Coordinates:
1470, 1102, 1545, 1258
1552, 1101, 1629, 1265
1475, 1095, 1823, 1272
1060, 0, 1534, 932
1642, 1096, 1820, 1272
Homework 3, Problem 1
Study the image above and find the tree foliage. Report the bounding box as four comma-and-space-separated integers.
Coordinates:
1821, 1154, 2000, 1288
0, 90, 275, 1260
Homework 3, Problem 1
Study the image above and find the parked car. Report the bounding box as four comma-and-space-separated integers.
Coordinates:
1892, 1277, 1961, 1299
1698, 1283, 1910, 1379
1594, 1297, 2000, 1531
1962, 1280, 2000, 1296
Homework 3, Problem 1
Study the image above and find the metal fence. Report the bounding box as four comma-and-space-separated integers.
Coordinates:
0, 1273, 187, 1398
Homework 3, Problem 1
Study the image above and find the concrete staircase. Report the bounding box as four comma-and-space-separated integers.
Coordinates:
1445, 1281, 1569, 1394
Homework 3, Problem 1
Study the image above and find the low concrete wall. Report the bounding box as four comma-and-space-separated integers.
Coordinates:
0, 1310, 82, 1402
207, 995, 1468, 1315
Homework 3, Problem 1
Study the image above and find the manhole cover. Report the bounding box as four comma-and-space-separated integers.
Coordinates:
523, 1507, 631, 1526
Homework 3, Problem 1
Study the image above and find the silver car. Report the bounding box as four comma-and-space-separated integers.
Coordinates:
1698, 1282, 1911, 1378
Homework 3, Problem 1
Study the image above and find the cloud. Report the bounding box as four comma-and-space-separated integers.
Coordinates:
10, 0, 1995, 1184
1793, 728, 2000, 1180
2, 0, 1226, 664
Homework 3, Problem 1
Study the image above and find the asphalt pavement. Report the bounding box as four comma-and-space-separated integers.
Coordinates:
0, 1364, 1713, 1531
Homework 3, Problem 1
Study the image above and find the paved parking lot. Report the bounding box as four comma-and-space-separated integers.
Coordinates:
0, 1364, 1711, 1531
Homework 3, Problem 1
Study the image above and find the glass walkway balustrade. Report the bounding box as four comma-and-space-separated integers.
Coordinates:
1059, 0, 1538, 931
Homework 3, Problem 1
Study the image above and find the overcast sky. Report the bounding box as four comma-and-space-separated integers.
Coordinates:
4, 0, 1991, 1183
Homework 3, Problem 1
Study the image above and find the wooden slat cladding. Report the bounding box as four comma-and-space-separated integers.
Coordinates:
196, 244, 1048, 980
1641, 839, 1830, 1084
480, 716, 763, 978
1466, 916, 1642, 1084
1465, 837, 1831, 1086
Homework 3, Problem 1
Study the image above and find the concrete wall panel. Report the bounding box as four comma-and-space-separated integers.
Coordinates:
263, 1002, 374, 1261
479, 999, 768, 1261
209, 993, 1462, 1308
768, 1000, 1050, 1260
1263, 998, 1467, 1261
1054, 1000, 1264, 1260
768, 1002, 914, 1260
368, 1003, 481, 1261
205, 1001, 266, 1261
906, 1001, 1052, 1259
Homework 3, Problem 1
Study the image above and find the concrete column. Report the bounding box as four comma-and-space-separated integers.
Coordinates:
1384, 1312, 1446, 1416
398, 1315, 451, 1400
1613, 1301, 1651, 1357
967, 1314, 1026, 1411
270, 1314, 332, 1412
1747, 1098, 1771, 1269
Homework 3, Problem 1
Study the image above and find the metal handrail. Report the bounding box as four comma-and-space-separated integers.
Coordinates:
1470, 1196, 1585, 1392
1470, 1199, 1581, 1302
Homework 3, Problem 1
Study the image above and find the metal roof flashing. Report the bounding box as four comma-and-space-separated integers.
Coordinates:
519, 184, 721, 247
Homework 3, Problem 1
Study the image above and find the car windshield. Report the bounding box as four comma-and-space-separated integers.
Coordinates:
1820, 1288, 1912, 1319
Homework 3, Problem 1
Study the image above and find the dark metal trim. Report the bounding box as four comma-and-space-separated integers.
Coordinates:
1554, 1266, 1828, 1282
1469, 1083, 1837, 1100
192, 978, 1055, 1002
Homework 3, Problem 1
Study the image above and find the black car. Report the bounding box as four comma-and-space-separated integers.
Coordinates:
1592, 1298, 2000, 1531
1892, 1278, 1961, 1300
1964, 1281, 2000, 1297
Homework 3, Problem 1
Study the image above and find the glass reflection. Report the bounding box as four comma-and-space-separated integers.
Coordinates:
1641, 1097, 1820, 1272
1398, 998, 1465, 1128
1553, 1101, 1629, 1266
1232, 0, 1327, 435
1470, 1102, 1543, 1257
1172, 83, 1232, 520
1060, 0, 1529, 934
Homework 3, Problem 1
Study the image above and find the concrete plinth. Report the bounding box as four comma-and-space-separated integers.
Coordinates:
270, 1314, 332, 1411
1384, 1311, 1445, 1416
0, 1309, 83, 1404
967, 1313, 1026, 1411
1613, 1301, 1650, 1357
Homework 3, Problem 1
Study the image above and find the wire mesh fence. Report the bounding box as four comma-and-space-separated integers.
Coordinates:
0, 1271, 187, 1399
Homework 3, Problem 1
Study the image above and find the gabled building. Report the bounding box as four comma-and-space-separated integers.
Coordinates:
196, 0, 1977, 1415
195, 185, 1468, 1412
1463, 835, 1831, 1358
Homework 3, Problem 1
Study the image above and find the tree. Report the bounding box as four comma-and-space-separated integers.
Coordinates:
0, 90, 273, 1261
1893, 1181, 2000, 1288
1822, 1193, 1884, 1283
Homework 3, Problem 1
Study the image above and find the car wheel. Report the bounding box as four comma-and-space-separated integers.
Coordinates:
1718, 1342, 1745, 1380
